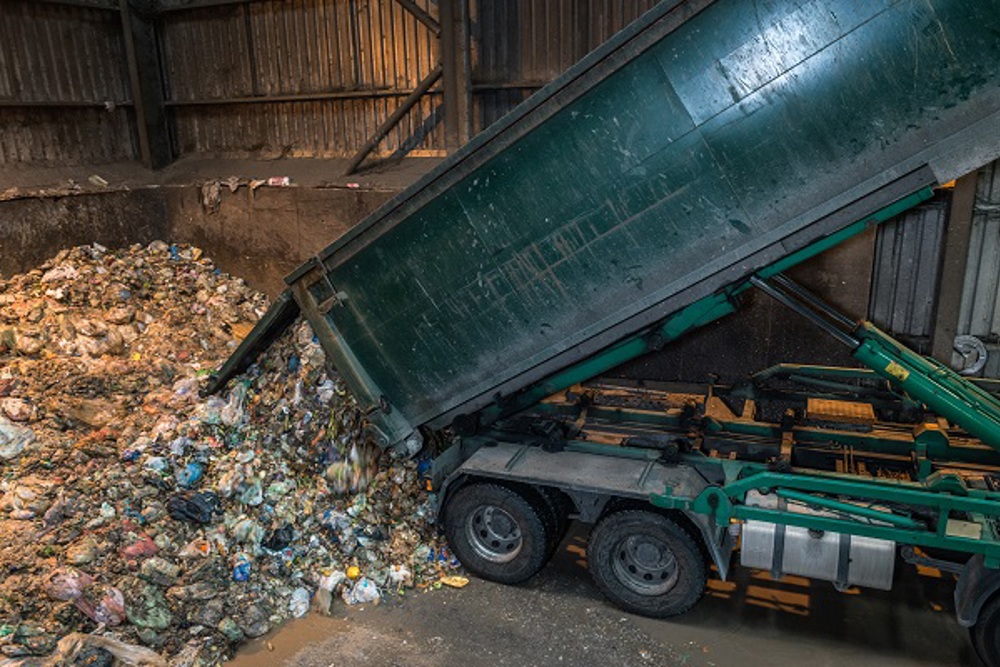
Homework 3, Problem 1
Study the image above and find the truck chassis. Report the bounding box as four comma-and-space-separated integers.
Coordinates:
433, 280, 1000, 665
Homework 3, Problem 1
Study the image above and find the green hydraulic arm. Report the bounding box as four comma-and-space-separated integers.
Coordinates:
751, 275, 1000, 454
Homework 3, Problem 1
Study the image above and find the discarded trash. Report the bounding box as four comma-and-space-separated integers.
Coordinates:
0, 417, 33, 459
261, 524, 293, 552
3, 632, 167, 667
232, 552, 252, 582
344, 577, 380, 605
200, 181, 221, 213
166, 491, 220, 524
439, 575, 470, 589
266, 176, 291, 187
176, 461, 204, 488
43, 567, 93, 601
78, 585, 126, 626
140, 557, 181, 587
0, 242, 451, 663
289, 587, 311, 618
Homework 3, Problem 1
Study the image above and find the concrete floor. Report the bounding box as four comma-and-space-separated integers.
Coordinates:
231, 524, 978, 667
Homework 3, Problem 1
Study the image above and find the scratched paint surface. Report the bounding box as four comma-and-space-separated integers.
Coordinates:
315, 0, 1000, 428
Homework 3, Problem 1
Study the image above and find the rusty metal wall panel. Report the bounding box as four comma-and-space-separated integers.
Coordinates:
159, 5, 254, 101
958, 160, 1000, 341
160, 0, 443, 158
169, 95, 443, 157
160, 0, 660, 157
470, 0, 659, 132
0, 107, 136, 165
0, 2, 129, 102
472, 0, 657, 81
0, 1, 136, 165
868, 196, 949, 343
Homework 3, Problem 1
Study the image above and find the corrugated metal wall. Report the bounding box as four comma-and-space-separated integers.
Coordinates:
868, 160, 1000, 377
868, 196, 949, 348
957, 160, 1000, 376
2, 0, 661, 164
0, 0, 137, 166
471, 0, 658, 131
959, 161, 1000, 341
158, 0, 661, 159
159, 0, 445, 159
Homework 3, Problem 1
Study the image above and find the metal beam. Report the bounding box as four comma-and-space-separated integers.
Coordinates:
164, 88, 437, 107
472, 82, 546, 92
440, 0, 473, 150
931, 173, 979, 364
30, 0, 119, 11
392, 0, 440, 35
0, 100, 132, 108
120, 0, 171, 169
155, 0, 258, 13
345, 65, 444, 175
163, 82, 545, 108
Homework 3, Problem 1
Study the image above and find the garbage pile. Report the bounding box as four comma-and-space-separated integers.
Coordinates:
0, 242, 451, 665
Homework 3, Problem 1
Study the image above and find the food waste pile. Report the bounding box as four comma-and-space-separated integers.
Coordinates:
0, 243, 452, 665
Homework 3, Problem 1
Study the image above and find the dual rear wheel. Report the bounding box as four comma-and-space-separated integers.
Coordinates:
444, 482, 707, 617
588, 509, 706, 617
972, 594, 1000, 666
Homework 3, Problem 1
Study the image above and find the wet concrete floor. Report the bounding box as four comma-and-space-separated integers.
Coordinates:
232, 524, 976, 666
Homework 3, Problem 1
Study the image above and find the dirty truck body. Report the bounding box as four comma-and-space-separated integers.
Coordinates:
217, 0, 1000, 662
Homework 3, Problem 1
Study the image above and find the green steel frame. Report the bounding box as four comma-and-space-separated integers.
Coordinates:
652, 460, 1000, 565
516, 379, 1000, 565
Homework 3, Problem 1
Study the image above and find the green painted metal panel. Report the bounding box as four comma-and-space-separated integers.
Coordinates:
289, 0, 1000, 447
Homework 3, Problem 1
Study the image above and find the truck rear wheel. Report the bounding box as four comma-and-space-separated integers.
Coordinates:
535, 486, 570, 557
445, 483, 549, 584
587, 510, 706, 618
971, 593, 1000, 666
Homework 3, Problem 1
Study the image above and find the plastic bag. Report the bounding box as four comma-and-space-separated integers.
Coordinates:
0, 417, 34, 459
343, 577, 380, 605
288, 587, 310, 618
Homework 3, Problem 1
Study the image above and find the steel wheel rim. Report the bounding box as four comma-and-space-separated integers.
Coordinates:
611, 533, 679, 596
466, 504, 523, 563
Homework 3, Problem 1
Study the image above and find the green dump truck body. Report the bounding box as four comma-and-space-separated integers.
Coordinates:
278, 0, 1000, 448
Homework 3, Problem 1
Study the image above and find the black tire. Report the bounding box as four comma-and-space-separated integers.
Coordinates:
444, 483, 550, 584
587, 510, 706, 618
972, 593, 1000, 666
534, 486, 570, 558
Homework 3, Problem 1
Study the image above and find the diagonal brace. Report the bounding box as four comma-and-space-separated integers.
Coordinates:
393, 0, 441, 35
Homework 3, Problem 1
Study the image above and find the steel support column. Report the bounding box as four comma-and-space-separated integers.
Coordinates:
440, 0, 473, 150
120, 0, 171, 169
931, 173, 979, 363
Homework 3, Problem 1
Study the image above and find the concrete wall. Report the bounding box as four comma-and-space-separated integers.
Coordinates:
165, 186, 396, 296
0, 190, 166, 276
